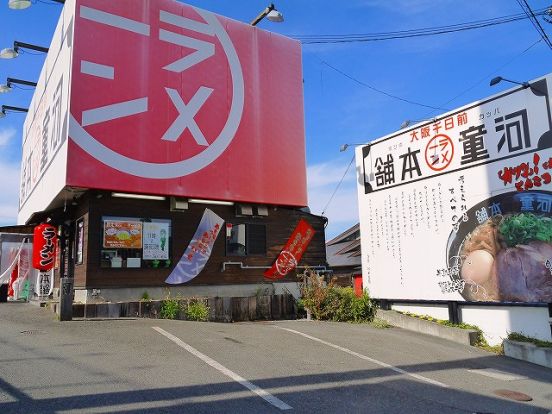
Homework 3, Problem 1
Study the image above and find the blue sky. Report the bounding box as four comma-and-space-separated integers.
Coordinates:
0, 0, 550, 239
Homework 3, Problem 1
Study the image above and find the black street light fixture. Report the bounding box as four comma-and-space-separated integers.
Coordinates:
339, 143, 365, 152
0, 40, 49, 59
489, 76, 530, 88
0, 104, 28, 118
0, 77, 37, 93
250, 3, 284, 26
400, 118, 437, 129
489, 75, 547, 95
8, 0, 64, 9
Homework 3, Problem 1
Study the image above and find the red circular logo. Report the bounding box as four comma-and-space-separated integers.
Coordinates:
425, 134, 454, 172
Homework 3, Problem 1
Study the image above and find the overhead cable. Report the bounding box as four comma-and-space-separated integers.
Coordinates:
294, 7, 550, 44
320, 60, 449, 111
516, 0, 552, 50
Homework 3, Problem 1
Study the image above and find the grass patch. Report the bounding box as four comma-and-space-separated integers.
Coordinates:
185, 300, 210, 322
369, 318, 391, 329
508, 332, 552, 348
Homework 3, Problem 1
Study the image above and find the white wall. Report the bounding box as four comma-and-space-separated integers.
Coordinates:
462, 306, 551, 346
18, 0, 76, 224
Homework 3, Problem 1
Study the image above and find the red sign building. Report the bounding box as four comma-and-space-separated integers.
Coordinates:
16, 0, 326, 304
66, 0, 306, 206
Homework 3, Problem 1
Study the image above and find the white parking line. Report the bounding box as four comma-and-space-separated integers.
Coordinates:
275, 326, 448, 388
152, 327, 292, 411
467, 368, 527, 381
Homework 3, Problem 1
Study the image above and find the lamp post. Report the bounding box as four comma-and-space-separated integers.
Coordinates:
489, 76, 530, 88
0, 77, 37, 93
339, 143, 365, 152
489, 76, 547, 96
8, 0, 64, 9
250, 3, 284, 26
0, 41, 49, 59
0, 104, 28, 118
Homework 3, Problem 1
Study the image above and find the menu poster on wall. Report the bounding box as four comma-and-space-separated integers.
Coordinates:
103, 220, 142, 249
143, 222, 170, 260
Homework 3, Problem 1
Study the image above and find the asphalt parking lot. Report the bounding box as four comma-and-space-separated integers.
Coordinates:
1, 302, 551, 413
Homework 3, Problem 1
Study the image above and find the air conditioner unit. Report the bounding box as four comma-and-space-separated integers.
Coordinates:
170, 197, 188, 211
236, 204, 253, 216
256, 206, 268, 216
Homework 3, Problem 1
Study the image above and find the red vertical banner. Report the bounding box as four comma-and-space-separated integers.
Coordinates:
264, 219, 315, 280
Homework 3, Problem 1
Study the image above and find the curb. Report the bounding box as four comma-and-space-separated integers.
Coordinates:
376, 309, 479, 346
503, 339, 552, 369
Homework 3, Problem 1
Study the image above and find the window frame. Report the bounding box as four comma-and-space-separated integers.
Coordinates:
225, 222, 267, 257
100, 215, 172, 269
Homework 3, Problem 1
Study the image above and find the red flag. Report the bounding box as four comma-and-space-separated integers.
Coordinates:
264, 219, 315, 280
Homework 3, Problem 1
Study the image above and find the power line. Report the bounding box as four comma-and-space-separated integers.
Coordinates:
516, 0, 552, 50
321, 155, 355, 216
319, 59, 449, 111
294, 7, 549, 44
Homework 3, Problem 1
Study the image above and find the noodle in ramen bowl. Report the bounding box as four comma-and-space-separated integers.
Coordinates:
446, 191, 552, 302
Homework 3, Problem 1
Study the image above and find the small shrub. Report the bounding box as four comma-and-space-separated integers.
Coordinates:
185, 299, 210, 321
141, 291, 151, 301
160, 297, 180, 319
300, 273, 333, 320
296, 299, 307, 318
300, 272, 376, 323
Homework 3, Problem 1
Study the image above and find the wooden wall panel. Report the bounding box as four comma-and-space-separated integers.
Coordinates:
79, 194, 327, 289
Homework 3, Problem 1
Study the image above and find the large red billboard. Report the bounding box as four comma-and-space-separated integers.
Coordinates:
67, 0, 306, 206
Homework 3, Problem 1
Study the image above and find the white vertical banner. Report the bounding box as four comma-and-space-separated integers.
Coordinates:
165, 209, 223, 285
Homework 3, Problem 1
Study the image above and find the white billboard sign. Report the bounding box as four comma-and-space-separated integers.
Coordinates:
357, 74, 552, 303
17, 0, 75, 224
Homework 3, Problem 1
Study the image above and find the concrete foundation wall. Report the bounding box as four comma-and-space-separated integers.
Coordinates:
503, 339, 552, 369
73, 282, 301, 303
389, 303, 551, 346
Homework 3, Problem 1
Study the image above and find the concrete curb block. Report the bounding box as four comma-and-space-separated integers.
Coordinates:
376, 309, 479, 346
503, 339, 552, 369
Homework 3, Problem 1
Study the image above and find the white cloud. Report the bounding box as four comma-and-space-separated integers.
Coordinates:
307, 157, 360, 240
0, 159, 21, 227
0, 127, 16, 146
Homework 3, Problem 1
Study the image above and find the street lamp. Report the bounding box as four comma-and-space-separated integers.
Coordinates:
8, 0, 64, 9
251, 3, 284, 26
339, 143, 365, 152
7, 0, 30, 9
0, 41, 49, 59
0, 77, 37, 93
0, 104, 29, 118
489, 76, 530, 88
400, 118, 436, 129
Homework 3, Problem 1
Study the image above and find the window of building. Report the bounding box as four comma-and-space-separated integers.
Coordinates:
226, 223, 266, 256
100, 216, 171, 268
